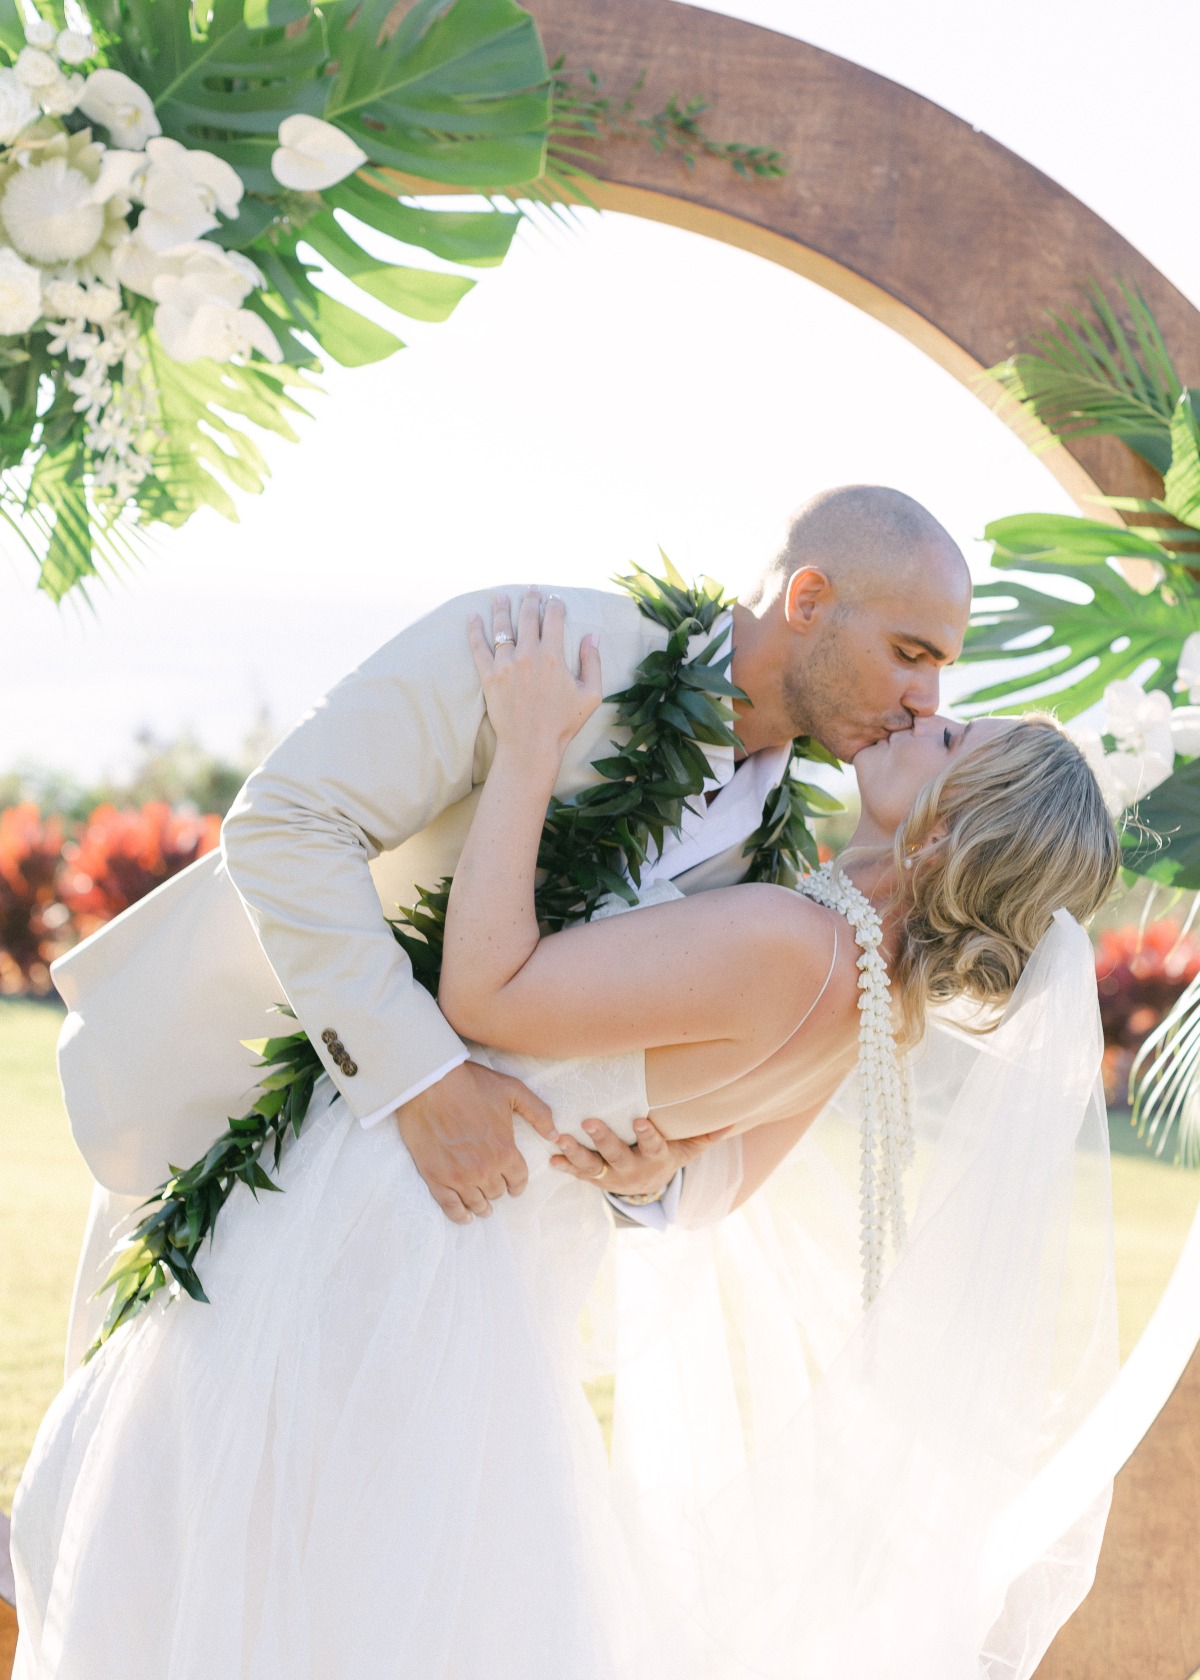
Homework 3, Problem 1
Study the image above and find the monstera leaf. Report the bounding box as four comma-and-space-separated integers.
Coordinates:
137, 339, 316, 527
324, 0, 549, 184
960, 518, 1185, 718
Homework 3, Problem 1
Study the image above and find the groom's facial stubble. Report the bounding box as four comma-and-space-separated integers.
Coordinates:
772, 550, 970, 761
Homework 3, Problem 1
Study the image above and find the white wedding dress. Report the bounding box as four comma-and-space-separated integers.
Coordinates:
11, 889, 1119, 1680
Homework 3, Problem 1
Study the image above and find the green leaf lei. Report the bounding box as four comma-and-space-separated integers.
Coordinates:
88, 561, 840, 1359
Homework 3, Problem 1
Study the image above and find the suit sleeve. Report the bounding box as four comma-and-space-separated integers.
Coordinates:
221, 592, 494, 1123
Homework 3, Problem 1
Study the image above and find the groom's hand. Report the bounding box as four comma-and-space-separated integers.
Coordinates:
395, 1062, 555, 1225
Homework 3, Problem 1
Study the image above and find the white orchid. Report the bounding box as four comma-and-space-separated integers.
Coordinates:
138, 240, 280, 363
15, 47, 62, 90
1171, 706, 1200, 759
0, 67, 38, 144
135, 136, 243, 252
1104, 678, 1176, 766
55, 30, 95, 67
77, 68, 161, 149
1178, 632, 1200, 704
0, 246, 44, 333
1074, 674, 1200, 814
1073, 729, 1167, 817
270, 113, 366, 191
155, 288, 282, 363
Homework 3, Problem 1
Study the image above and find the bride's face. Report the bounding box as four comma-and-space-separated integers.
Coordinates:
853, 715, 1013, 837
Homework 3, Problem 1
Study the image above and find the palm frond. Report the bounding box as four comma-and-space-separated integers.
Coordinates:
989, 281, 1182, 475
1130, 966, 1200, 1166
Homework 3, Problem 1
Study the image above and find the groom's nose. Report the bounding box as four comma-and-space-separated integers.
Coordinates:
901, 664, 941, 720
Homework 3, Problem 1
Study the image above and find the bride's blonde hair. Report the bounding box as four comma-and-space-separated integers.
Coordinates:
885, 714, 1118, 1044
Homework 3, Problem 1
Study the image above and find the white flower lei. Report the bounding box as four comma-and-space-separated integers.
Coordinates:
798, 862, 914, 1308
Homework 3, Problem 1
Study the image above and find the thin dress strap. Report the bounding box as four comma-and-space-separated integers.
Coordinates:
652, 919, 839, 1112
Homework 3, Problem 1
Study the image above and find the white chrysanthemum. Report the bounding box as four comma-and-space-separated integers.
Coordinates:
270, 113, 366, 191
41, 275, 88, 317
38, 69, 84, 116
0, 66, 37, 144
135, 136, 243, 252
46, 278, 122, 324
15, 47, 60, 89
0, 245, 42, 333
55, 29, 94, 66
77, 68, 161, 149
1, 156, 106, 263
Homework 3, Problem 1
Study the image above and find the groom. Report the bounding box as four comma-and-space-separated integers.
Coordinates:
55, 485, 969, 1353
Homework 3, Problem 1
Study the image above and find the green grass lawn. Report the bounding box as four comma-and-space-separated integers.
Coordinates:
2, 1001, 1198, 1513
0, 1001, 93, 1513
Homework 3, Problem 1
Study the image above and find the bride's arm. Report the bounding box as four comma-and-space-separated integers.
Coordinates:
439, 589, 827, 1066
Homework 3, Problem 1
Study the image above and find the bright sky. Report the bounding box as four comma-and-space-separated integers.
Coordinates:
2, 0, 1197, 781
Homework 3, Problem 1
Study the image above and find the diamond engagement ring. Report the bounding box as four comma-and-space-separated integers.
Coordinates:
493, 632, 514, 646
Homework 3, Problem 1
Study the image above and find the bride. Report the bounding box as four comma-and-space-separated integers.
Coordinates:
12, 589, 1119, 1680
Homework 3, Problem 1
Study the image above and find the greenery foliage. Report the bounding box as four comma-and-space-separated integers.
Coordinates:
963, 280, 1200, 1160
542, 64, 787, 204
961, 281, 1200, 885
6, 0, 545, 601
88, 1012, 318, 1354
91, 560, 839, 1351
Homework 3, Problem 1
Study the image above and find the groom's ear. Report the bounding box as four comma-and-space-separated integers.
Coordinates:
783, 567, 834, 631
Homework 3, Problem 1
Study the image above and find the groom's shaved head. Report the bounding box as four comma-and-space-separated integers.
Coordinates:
734, 485, 973, 760
753, 485, 968, 605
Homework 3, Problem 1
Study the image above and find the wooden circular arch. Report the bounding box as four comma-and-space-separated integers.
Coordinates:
535, 0, 1200, 519
526, 4, 1200, 1675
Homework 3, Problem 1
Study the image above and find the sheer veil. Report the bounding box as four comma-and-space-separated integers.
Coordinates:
600, 908, 1118, 1678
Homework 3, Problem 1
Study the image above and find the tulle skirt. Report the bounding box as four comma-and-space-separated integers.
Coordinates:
11, 1082, 662, 1680
12, 911, 1121, 1679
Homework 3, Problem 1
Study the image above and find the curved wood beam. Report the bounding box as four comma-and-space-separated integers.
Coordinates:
532, 0, 1200, 513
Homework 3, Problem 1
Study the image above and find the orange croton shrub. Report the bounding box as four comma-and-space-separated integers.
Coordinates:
0, 803, 69, 994
58, 803, 221, 939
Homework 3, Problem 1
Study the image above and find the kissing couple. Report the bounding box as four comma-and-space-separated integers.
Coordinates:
13, 486, 1119, 1679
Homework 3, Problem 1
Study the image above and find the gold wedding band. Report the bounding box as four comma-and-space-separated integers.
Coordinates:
591, 1160, 609, 1181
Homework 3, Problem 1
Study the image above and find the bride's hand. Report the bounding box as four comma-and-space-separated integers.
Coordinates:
549, 1115, 735, 1199
468, 587, 602, 763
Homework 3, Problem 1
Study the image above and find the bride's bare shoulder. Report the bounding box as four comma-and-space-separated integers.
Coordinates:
692, 881, 853, 980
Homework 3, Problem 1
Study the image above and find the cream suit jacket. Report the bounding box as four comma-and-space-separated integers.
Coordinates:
52, 585, 785, 1203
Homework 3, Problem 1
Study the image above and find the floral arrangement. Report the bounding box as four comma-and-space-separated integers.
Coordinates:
1071, 666, 1200, 817
961, 282, 1200, 1155
0, 0, 548, 599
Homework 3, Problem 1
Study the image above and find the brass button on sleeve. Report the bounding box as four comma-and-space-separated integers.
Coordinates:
321, 1029, 338, 1045
341, 1060, 358, 1077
